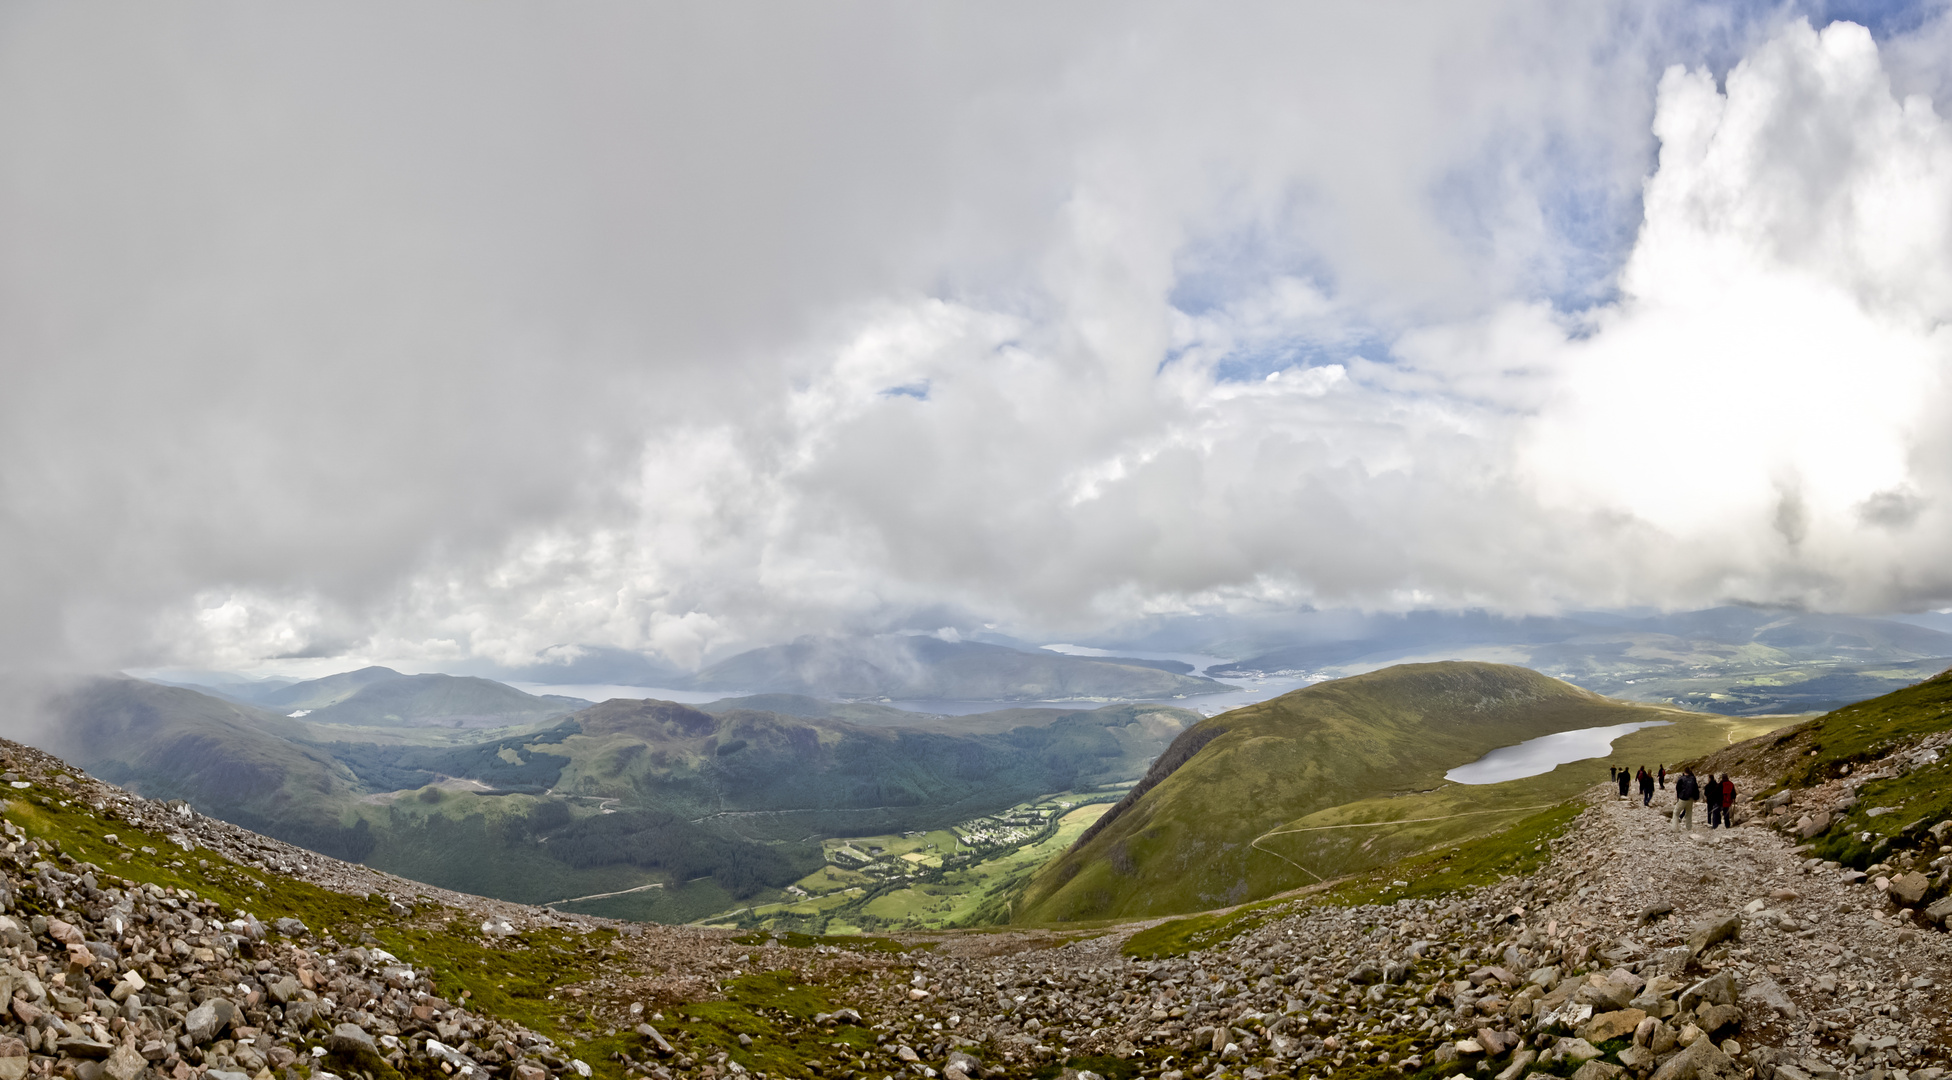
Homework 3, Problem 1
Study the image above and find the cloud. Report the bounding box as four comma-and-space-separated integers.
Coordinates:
2, 3, 1949, 673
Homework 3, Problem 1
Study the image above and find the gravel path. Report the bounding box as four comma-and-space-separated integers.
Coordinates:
1547, 785, 1952, 1073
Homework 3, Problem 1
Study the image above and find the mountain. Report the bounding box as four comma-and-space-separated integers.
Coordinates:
31, 676, 1197, 921
1011, 661, 1682, 923
1202, 607, 1952, 714
233, 666, 587, 727
681, 635, 1232, 700
33, 676, 377, 859
252, 665, 408, 709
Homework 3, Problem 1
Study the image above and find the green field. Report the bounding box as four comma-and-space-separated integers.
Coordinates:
695, 792, 1119, 934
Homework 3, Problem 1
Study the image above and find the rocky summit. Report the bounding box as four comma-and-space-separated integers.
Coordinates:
0, 694, 1949, 1080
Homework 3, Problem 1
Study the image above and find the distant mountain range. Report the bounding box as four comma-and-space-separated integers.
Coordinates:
164, 666, 589, 728
673, 635, 1224, 700
1196, 607, 1952, 714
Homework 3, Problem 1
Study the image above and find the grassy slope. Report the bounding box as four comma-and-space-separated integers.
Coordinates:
40, 677, 375, 857
1013, 661, 1740, 924
1249, 710, 1791, 884
1693, 662, 1952, 870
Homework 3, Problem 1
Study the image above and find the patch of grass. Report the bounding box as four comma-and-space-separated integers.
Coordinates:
1121, 896, 1294, 958
660, 970, 878, 1076
1119, 801, 1582, 958
1769, 667, 1952, 790
1319, 802, 1583, 907
728, 930, 922, 954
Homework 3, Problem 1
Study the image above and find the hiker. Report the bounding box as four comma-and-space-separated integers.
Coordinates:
1638, 767, 1654, 806
1610, 766, 1618, 785
1672, 767, 1699, 831
1705, 771, 1724, 828
1718, 774, 1737, 827
1617, 765, 1631, 800
1658, 765, 1667, 790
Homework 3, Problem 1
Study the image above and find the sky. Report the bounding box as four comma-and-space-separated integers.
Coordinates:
4, 1, 1952, 677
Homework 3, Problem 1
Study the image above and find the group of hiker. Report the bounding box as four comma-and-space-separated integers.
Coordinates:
1609, 763, 1737, 831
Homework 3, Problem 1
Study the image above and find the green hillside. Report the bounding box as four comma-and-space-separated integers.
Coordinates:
1691, 661, 1952, 870
37, 677, 1197, 922
257, 665, 408, 709
1011, 661, 1731, 923
36, 677, 378, 860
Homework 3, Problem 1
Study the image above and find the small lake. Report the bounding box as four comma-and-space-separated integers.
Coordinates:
1445, 720, 1672, 785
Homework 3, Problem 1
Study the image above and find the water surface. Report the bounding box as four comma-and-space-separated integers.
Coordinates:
1445, 720, 1671, 785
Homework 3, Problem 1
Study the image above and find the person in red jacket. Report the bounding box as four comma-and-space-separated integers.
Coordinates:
1718, 774, 1737, 827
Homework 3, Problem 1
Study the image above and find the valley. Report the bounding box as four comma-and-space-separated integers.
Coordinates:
694, 790, 1124, 935
0, 660, 1946, 1080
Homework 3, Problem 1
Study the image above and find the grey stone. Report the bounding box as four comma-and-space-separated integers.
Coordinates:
1571, 1062, 1625, 1080
1679, 973, 1737, 1012
1347, 964, 1383, 985
1686, 914, 1741, 958
183, 998, 237, 1045
326, 1023, 386, 1073
634, 1025, 674, 1056
1651, 1036, 1741, 1080
54, 1038, 113, 1060
271, 917, 308, 937
1496, 1050, 1537, 1080
1742, 975, 1799, 1019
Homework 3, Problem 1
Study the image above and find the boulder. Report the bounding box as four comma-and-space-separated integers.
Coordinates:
182, 998, 237, 1045
54, 1038, 112, 1060
1888, 872, 1930, 907
1926, 896, 1952, 925
271, 917, 308, 937
326, 1023, 387, 1074
1347, 964, 1383, 985
102, 1041, 146, 1080
1552, 1038, 1604, 1064
267, 976, 302, 1004
1495, 1050, 1537, 1080
1795, 814, 1832, 839
1578, 1009, 1647, 1044
1686, 914, 1741, 958
1742, 975, 1799, 1019
634, 1024, 674, 1056
1651, 1036, 1742, 1080
1679, 973, 1737, 1012
1619, 1045, 1657, 1070
1572, 1061, 1626, 1080
1696, 1003, 1742, 1037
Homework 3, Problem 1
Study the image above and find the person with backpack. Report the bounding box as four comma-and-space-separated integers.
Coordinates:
1672, 768, 1700, 831
1617, 765, 1631, 800
1637, 767, 1654, 807
1705, 771, 1724, 828
1718, 774, 1737, 827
